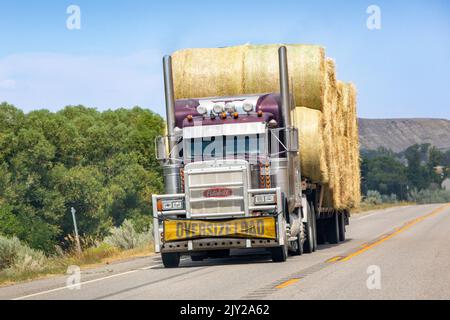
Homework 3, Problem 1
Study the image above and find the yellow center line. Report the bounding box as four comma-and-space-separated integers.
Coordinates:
275, 278, 301, 289
326, 256, 343, 263
340, 204, 450, 262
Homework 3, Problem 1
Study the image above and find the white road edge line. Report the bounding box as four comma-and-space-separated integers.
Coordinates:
12, 257, 190, 300
12, 269, 140, 300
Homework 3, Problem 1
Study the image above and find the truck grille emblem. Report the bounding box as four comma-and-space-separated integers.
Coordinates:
203, 188, 233, 198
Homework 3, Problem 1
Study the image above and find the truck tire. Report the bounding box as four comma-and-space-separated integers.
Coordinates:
316, 219, 326, 245
338, 212, 346, 242
272, 213, 288, 263
271, 244, 288, 262
327, 212, 340, 244
310, 203, 318, 252
290, 231, 303, 256
303, 203, 314, 254
162, 252, 181, 268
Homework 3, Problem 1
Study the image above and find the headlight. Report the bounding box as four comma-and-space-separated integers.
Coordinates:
158, 199, 185, 211
254, 194, 277, 205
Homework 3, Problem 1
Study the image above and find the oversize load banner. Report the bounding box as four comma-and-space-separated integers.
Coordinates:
163, 216, 277, 242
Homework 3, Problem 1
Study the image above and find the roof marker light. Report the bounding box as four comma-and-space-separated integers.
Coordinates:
213, 104, 224, 114
197, 105, 208, 115
243, 102, 254, 113
225, 103, 236, 114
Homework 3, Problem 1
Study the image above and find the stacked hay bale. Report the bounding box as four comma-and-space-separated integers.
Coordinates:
172, 44, 361, 209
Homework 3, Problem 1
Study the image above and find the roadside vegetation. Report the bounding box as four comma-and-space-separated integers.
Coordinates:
0, 102, 163, 284
360, 144, 450, 209
0, 219, 154, 285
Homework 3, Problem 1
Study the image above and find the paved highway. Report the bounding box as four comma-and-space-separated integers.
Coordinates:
1, 203, 449, 300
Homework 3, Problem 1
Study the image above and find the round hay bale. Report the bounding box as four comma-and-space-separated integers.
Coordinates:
172, 44, 327, 111
172, 45, 248, 100
321, 59, 342, 209
244, 44, 326, 110
293, 107, 329, 183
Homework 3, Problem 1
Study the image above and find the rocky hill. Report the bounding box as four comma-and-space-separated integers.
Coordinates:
358, 118, 450, 152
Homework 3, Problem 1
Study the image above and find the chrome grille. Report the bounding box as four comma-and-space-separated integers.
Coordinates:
185, 160, 249, 218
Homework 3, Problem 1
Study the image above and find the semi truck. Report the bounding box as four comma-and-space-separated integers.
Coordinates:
153, 46, 349, 268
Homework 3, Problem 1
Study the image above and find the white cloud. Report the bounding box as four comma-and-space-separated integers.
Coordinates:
0, 50, 166, 115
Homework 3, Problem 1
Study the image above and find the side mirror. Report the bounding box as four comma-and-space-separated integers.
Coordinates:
286, 128, 299, 152
155, 136, 169, 161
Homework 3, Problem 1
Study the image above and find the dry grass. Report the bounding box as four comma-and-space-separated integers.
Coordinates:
0, 243, 154, 286
352, 202, 415, 214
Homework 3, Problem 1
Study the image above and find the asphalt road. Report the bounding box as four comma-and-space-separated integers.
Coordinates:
1, 203, 449, 300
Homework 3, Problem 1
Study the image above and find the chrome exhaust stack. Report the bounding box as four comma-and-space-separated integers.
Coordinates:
278, 46, 298, 212
163, 55, 182, 194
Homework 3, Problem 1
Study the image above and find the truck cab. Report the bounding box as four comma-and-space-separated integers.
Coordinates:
153, 46, 345, 268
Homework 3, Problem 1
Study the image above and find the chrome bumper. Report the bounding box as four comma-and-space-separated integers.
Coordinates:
152, 187, 284, 253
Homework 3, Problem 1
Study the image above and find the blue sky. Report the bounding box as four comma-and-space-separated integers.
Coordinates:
0, 0, 449, 119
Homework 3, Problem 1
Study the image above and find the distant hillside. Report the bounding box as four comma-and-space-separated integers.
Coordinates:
359, 118, 450, 153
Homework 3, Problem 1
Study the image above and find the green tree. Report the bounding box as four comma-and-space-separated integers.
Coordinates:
363, 155, 408, 200
0, 103, 165, 252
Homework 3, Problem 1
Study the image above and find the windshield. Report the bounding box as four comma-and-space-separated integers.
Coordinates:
184, 134, 267, 163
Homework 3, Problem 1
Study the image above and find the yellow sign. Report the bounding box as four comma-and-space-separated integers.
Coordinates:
163, 216, 277, 242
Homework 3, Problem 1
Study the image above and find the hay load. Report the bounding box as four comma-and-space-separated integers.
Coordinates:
172, 44, 361, 210
173, 44, 327, 111
346, 83, 361, 208
293, 107, 329, 183
243, 44, 326, 110
172, 46, 247, 99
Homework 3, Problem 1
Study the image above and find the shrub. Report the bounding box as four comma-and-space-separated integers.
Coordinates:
408, 188, 450, 204
104, 219, 153, 250
381, 193, 398, 203
363, 190, 383, 205
0, 235, 46, 272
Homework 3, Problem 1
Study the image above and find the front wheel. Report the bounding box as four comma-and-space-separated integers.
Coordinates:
290, 231, 304, 256
271, 244, 288, 262
162, 252, 180, 268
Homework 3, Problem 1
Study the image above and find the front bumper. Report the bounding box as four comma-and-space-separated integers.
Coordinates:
152, 188, 284, 253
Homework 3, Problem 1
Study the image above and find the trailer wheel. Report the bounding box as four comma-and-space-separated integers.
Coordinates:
338, 212, 346, 242
327, 212, 340, 244
303, 203, 314, 253
162, 252, 180, 268
316, 219, 326, 245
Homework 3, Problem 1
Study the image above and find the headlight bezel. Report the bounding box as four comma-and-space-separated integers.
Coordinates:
159, 199, 185, 211
254, 194, 277, 205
